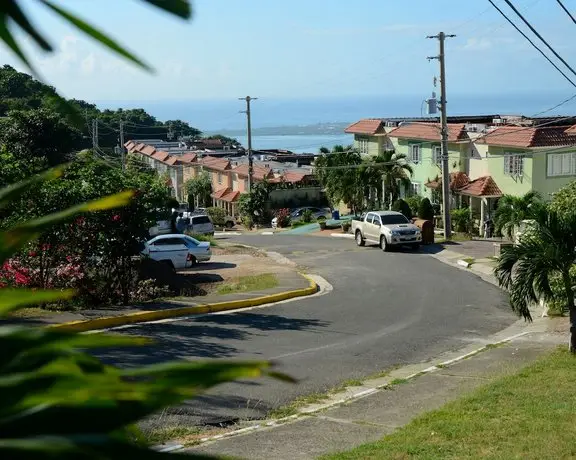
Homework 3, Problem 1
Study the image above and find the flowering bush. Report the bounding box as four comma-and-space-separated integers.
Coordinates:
275, 208, 291, 228
131, 279, 171, 303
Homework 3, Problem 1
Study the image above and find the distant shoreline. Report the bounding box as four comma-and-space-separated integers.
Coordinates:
206, 122, 351, 137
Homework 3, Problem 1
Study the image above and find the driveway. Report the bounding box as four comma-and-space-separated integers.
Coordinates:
95, 234, 516, 426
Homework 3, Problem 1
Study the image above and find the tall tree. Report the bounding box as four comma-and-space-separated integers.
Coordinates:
374, 150, 413, 209
185, 172, 212, 209
494, 209, 576, 351
0, 108, 85, 166
494, 191, 544, 239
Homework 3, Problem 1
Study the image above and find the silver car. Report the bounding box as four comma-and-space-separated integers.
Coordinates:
141, 234, 212, 269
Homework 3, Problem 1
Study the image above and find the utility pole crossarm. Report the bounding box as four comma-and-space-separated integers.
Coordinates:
239, 96, 258, 192
427, 32, 455, 239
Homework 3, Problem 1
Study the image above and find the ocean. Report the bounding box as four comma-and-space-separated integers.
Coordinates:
235, 134, 353, 153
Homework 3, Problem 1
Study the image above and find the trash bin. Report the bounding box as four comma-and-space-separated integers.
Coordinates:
332, 210, 340, 220
412, 219, 434, 245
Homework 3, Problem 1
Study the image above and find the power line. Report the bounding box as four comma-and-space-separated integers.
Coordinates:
501, 0, 576, 78
487, 0, 576, 89
556, 0, 576, 25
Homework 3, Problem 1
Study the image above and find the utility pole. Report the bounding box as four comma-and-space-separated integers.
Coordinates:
427, 32, 455, 239
119, 120, 126, 170
239, 96, 257, 191
92, 119, 99, 150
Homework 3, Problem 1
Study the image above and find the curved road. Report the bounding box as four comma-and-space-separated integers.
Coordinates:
96, 235, 515, 425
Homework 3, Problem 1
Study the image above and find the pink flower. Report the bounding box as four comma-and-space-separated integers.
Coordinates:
28, 251, 37, 257
112, 214, 121, 222
41, 244, 51, 251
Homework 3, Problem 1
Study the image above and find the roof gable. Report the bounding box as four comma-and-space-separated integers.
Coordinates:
479, 125, 576, 148
345, 119, 385, 135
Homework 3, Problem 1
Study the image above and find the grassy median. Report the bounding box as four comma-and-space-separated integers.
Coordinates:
323, 348, 576, 460
217, 273, 278, 295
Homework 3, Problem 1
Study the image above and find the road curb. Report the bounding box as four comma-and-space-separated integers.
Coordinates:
50, 274, 318, 333
330, 233, 354, 239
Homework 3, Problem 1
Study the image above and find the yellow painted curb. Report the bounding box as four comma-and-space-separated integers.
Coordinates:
51, 274, 318, 333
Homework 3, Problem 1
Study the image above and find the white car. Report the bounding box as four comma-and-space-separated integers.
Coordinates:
351, 211, 422, 251
141, 234, 211, 269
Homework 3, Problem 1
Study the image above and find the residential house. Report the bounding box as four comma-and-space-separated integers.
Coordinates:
386, 122, 470, 201
344, 119, 393, 156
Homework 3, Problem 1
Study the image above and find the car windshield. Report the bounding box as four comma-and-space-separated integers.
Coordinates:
381, 215, 410, 225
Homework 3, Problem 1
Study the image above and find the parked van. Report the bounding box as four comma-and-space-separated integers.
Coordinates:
188, 214, 215, 236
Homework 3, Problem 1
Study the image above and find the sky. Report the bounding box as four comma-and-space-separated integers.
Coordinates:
1, 0, 576, 126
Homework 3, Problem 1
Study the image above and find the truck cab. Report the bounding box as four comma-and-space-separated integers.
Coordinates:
351, 211, 422, 251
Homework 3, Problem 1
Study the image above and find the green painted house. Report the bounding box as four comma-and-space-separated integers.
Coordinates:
344, 119, 395, 157
386, 122, 470, 200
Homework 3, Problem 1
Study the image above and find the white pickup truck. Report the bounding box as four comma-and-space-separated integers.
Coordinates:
351, 211, 422, 251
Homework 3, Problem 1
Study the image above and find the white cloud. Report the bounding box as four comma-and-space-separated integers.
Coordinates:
80, 52, 96, 75
462, 38, 493, 51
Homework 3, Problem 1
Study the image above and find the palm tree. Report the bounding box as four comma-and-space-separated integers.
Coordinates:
374, 150, 413, 209
494, 209, 576, 351
494, 191, 544, 239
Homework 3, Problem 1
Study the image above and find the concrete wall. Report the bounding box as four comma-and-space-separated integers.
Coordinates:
468, 143, 490, 180
353, 134, 382, 157
392, 138, 465, 200
487, 146, 533, 197
532, 147, 576, 200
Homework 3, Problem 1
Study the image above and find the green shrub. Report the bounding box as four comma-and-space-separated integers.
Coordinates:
342, 221, 351, 233
185, 231, 218, 246
418, 197, 435, 221
405, 196, 422, 215
302, 209, 313, 223
391, 199, 413, 219
206, 206, 225, 226
451, 207, 472, 233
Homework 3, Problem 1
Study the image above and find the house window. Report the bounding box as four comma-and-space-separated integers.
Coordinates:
217, 172, 223, 184
432, 146, 442, 165
358, 137, 369, 155
547, 152, 576, 177
409, 144, 421, 164
410, 182, 420, 196
504, 152, 524, 176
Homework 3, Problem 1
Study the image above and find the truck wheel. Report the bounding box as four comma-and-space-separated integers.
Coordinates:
355, 231, 365, 247
380, 235, 390, 252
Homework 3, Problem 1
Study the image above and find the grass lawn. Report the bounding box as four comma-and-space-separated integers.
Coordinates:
217, 273, 278, 295
323, 348, 576, 460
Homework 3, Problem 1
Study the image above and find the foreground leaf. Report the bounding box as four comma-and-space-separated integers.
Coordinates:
40, 0, 152, 72
142, 0, 192, 18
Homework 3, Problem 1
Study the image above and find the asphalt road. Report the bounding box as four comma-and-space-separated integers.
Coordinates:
95, 235, 515, 426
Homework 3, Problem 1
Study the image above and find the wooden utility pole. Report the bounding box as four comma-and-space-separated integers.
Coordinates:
239, 96, 257, 191
427, 32, 455, 239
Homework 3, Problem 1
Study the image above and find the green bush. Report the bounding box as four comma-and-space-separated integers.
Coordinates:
206, 206, 225, 226
451, 207, 472, 233
302, 209, 313, 223
405, 196, 423, 215
184, 231, 218, 246
342, 221, 351, 233
418, 197, 435, 221
391, 199, 413, 219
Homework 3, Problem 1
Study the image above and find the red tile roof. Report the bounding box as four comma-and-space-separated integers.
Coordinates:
135, 143, 146, 151
425, 171, 470, 191
388, 123, 467, 142
478, 125, 576, 148
282, 171, 313, 183
141, 145, 156, 156
345, 119, 385, 135
211, 187, 231, 199
125, 140, 136, 151
151, 151, 170, 161
233, 164, 273, 180
221, 190, 240, 202
164, 156, 179, 166
458, 176, 502, 197
178, 152, 197, 164
201, 156, 231, 171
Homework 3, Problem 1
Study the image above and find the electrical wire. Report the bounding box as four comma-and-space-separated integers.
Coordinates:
487, 0, 576, 88
556, 0, 576, 25
501, 0, 576, 78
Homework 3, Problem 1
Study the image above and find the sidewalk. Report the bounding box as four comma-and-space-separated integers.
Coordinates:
188, 322, 566, 459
